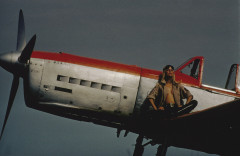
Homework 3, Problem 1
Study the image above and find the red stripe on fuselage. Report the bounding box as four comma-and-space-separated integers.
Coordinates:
31, 51, 161, 79
31, 51, 239, 97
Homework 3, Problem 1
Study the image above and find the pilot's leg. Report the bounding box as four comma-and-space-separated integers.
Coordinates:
177, 100, 198, 116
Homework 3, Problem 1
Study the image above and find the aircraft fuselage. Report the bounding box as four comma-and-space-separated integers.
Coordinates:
24, 51, 239, 127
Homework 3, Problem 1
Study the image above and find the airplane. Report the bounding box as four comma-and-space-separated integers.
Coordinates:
0, 10, 239, 156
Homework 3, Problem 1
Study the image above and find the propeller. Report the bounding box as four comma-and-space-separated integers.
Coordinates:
0, 76, 19, 139
19, 35, 36, 64
16, 10, 26, 52
0, 10, 36, 140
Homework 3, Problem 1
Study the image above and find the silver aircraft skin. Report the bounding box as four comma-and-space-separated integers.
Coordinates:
0, 10, 240, 156
27, 56, 238, 116
29, 56, 139, 115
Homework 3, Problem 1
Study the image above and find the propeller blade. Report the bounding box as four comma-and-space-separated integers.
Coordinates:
16, 9, 26, 52
0, 76, 19, 140
18, 34, 36, 64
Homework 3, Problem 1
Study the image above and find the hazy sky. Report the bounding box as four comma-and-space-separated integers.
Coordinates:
0, 0, 239, 155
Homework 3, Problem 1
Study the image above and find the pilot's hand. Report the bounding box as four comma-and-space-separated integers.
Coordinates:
158, 107, 165, 110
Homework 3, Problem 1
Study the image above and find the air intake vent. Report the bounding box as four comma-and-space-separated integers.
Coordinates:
55, 86, 72, 93
57, 75, 69, 82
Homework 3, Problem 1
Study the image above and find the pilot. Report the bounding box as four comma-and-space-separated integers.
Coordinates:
147, 65, 197, 117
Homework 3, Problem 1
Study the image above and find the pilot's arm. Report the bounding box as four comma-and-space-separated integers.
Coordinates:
147, 83, 164, 110
180, 85, 193, 105
186, 95, 193, 104
149, 98, 158, 110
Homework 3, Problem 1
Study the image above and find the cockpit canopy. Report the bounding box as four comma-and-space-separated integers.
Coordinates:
225, 64, 240, 93
175, 56, 239, 94
175, 56, 204, 87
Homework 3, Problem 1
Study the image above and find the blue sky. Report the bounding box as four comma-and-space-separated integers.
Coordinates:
0, 0, 238, 155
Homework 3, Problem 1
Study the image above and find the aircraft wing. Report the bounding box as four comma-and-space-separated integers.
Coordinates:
136, 99, 240, 155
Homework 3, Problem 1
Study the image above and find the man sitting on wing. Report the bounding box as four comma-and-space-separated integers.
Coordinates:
147, 65, 197, 116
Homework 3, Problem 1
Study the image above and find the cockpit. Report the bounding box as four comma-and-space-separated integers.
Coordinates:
175, 56, 204, 87
175, 56, 240, 94
225, 64, 240, 93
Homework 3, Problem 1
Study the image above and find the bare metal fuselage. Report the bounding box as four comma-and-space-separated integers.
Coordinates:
24, 51, 239, 128
26, 51, 153, 125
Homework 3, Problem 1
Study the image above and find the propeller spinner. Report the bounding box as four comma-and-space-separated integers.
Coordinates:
0, 10, 36, 140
